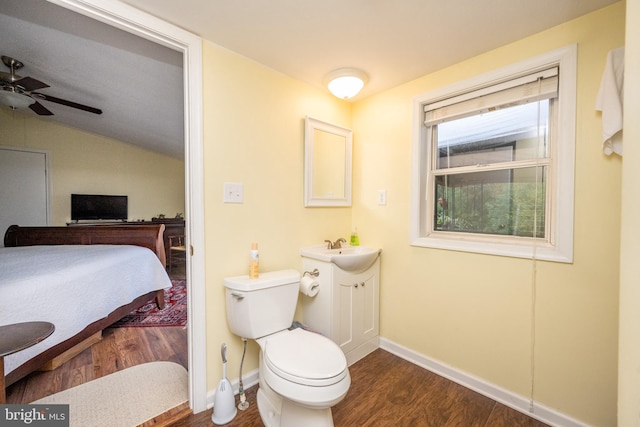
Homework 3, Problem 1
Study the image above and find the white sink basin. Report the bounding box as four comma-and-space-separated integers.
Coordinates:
300, 245, 381, 272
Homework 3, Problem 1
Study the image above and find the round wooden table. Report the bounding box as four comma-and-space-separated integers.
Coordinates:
0, 321, 55, 403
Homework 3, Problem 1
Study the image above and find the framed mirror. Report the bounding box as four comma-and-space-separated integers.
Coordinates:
304, 116, 353, 207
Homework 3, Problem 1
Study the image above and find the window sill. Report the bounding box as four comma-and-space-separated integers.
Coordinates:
410, 234, 572, 263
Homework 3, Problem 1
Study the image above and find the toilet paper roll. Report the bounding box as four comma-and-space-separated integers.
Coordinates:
300, 276, 320, 297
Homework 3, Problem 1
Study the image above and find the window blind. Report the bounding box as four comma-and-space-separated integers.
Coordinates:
425, 67, 558, 126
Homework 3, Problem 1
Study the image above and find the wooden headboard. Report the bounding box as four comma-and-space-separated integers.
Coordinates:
3, 224, 167, 266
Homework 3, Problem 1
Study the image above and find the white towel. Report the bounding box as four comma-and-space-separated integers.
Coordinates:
596, 47, 625, 156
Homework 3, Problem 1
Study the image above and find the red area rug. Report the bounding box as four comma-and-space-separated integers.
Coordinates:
111, 279, 187, 328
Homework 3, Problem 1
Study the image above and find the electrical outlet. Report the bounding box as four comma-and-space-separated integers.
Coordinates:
377, 189, 387, 205
223, 182, 244, 203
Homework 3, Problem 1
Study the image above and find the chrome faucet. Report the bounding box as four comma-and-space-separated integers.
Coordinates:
325, 238, 347, 249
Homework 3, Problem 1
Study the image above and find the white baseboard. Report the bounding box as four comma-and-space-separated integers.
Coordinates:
379, 337, 590, 427
207, 368, 260, 409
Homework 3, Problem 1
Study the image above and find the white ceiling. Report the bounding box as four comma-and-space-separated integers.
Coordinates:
121, 0, 618, 98
1, 0, 618, 158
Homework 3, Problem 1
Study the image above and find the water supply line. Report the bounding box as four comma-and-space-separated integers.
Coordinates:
237, 338, 249, 410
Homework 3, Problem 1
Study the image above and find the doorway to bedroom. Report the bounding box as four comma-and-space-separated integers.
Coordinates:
1, 0, 206, 412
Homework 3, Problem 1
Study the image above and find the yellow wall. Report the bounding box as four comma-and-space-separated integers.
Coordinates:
0, 108, 184, 224
351, 3, 623, 426
200, 5, 622, 424
618, 0, 640, 424
201, 41, 352, 383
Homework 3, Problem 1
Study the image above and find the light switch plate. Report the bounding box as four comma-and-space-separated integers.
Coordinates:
223, 182, 243, 203
378, 189, 387, 205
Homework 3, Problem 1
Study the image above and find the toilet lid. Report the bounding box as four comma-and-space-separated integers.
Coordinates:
264, 328, 347, 386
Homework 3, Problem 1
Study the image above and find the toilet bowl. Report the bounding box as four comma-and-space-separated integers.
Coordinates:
260, 328, 350, 406
224, 270, 351, 427
256, 328, 350, 426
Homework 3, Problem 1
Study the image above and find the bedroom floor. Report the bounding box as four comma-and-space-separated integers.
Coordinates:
5, 261, 188, 405
5, 326, 188, 404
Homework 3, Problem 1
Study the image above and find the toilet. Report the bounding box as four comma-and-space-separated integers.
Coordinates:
224, 269, 350, 427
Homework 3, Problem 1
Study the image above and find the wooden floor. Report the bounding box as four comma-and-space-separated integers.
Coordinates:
7, 330, 549, 426
6, 257, 549, 426
173, 348, 550, 427
5, 326, 188, 404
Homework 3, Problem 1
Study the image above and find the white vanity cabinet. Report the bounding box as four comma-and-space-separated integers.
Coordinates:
300, 257, 380, 365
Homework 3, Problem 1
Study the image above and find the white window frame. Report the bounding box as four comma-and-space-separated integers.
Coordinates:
410, 45, 576, 263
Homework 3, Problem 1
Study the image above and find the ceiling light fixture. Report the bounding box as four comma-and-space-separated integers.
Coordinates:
0, 88, 35, 110
325, 68, 368, 100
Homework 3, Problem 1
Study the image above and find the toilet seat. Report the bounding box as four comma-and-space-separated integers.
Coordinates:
264, 328, 348, 387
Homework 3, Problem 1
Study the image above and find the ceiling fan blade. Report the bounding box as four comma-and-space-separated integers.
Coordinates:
14, 76, 50, 91
31, 92, 102, 115
0, 71, 17, 83
29, 101, 53, 116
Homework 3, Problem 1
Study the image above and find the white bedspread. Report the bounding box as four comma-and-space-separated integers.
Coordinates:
0, 245, 172, 376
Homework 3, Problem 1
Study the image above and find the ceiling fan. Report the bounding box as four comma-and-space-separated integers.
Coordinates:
0, 55, 102, 116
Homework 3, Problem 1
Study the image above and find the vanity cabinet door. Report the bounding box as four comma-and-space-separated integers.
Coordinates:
359, 271, 379, 345
334, 261, 379, 355
336, 280, 356, 352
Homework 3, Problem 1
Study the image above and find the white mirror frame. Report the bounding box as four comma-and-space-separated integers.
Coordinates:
304, 116, 353, 207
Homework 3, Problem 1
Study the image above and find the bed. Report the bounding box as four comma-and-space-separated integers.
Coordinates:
1, 224, 172, 388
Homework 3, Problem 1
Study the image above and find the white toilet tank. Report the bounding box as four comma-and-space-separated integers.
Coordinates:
224, 269, 300, 339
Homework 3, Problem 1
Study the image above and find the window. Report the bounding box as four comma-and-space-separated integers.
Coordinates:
410, 46, 576, 262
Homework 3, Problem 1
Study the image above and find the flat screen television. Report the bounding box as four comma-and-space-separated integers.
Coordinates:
71, 194, 128, 221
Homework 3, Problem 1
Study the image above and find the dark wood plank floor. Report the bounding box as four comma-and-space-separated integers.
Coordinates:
6, 257, 549, 426
174, 348, 550, 427
5, 326, 188, 404
6, 329, 549, 426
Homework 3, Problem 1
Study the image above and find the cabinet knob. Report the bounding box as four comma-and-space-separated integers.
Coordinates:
361, 282, 365, 287
354, 283, 358, 288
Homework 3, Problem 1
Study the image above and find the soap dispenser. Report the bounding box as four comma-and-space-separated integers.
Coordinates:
350, 228, 360, 246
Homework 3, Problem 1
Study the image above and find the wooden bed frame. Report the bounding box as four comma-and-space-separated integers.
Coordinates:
4, 224, 167, 266
3, 224, 168, 387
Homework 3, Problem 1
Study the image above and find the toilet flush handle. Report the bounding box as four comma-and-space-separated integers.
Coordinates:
231, 291, 245, 300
